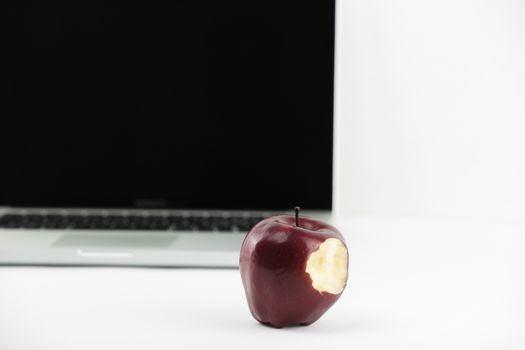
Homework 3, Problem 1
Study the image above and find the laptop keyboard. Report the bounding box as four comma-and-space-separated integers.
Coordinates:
0, 214, 266, 232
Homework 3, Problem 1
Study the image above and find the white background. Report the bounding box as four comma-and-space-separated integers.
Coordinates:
1, 2, 525, 349
334, 0, 525, 222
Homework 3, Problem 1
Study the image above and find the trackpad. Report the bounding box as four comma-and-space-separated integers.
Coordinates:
54, 234, 175, 248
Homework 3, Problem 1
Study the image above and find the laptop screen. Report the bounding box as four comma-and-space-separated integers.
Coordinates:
2, 0, 334, 210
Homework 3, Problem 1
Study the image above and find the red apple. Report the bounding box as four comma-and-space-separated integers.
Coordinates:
239, 208, 349, 328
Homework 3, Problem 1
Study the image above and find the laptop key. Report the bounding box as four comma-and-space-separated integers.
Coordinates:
0, 214, 24, 228
42, 215, 69, 229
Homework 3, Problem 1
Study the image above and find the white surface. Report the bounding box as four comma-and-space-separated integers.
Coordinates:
1, 217, 524, 350
334, 0, 525, 221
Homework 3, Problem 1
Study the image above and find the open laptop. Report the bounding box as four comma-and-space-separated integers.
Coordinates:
0, 0, 335, 267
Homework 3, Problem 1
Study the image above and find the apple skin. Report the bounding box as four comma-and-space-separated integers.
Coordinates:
239, 215, 348, 328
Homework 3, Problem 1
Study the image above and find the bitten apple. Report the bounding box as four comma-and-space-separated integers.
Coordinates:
239, 207, 348, 328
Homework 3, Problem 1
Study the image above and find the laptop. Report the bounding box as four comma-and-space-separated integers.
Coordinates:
0, 0, 335, 267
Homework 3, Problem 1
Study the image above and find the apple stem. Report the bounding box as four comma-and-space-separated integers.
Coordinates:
294, 206, 300, 227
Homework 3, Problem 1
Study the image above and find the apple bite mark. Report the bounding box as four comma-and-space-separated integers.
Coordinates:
305, 238, 348, 295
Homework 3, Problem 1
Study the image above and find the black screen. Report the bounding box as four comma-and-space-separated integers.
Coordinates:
1, 0, 334, 210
